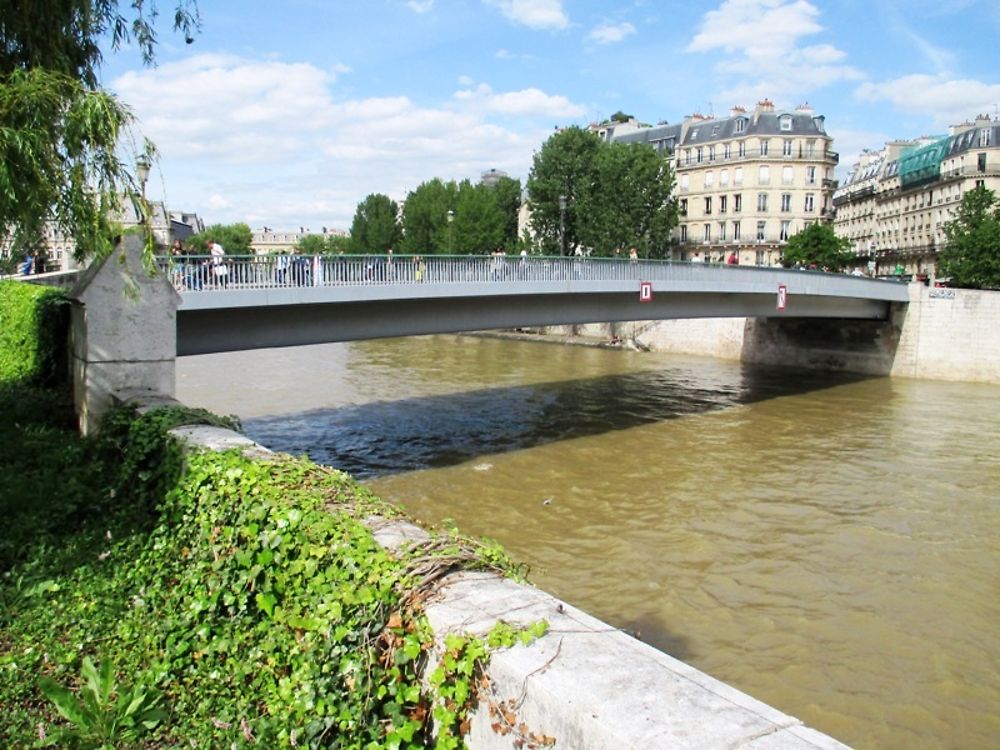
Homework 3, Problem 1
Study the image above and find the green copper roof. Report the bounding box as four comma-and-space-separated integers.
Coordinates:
898, 136, 948, 187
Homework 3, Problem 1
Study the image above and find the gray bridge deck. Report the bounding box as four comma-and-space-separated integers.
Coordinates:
156, 254, 909, 356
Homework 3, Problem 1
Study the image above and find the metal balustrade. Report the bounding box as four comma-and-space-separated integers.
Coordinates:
157, 253, 903, 294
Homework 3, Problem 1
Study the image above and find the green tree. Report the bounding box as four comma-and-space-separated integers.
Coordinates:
527, 127, 602, 255
400, 178, 457, 255
324, 234, 352, 254
937, 185, 1000, 289
780, 222, 854, 270
350, 194, 401, 254
296, 234, 326, 255
453, 182, 505, 254
490, 175, 523, 250
526, 126, 677, 257
0, 1, 200, 262
576, 142, 676, 257
189, 223, 253, 255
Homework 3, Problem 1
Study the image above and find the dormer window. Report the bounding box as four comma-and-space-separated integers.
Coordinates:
691, 128, 699, 140
779, 115, 792, 132
734, 118, 746, 133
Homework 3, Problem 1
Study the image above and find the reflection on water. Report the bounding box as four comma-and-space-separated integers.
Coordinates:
178, 336, 1000, 750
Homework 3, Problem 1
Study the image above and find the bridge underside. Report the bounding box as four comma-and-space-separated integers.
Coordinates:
177, 290, 892, 356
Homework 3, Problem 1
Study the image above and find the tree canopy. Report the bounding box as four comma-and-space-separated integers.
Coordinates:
780, 222, 854, 270
526, 126, 677, 256
188, 223, 253, 255
350, 194, 402, 254
0, 1, 200, 262
399, 176, 521, 255
937, 185, 1000, 289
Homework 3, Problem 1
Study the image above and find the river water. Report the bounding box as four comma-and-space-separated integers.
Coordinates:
177, 336, 1000, 749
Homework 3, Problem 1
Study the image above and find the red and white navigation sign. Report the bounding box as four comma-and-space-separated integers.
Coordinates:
777, 283, 788, 311
639, 281, 653, 302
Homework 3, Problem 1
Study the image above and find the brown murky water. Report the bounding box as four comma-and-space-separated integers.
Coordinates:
178, 336, 1000, 749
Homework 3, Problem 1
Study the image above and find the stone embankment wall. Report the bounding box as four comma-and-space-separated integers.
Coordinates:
557, 284, 1000, 384
151, 399, 849, 750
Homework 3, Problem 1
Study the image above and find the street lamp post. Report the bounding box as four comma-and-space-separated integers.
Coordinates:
558, 194, 567, 256
447, 209, 454, 254
135, 154, 151, 229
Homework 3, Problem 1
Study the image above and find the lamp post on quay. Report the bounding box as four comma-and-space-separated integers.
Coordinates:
135, 154, 151, 229
447, 209, 455, 254
558, 194, 567, 256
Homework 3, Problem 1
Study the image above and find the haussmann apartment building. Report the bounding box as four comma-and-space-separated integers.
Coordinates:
607, 99, 839, 266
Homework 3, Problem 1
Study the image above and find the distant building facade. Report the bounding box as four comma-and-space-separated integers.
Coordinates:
250, 226, 348, 255
833, 114, 1000, 278
480, 168, 510, 187
1, 202, 203, 271
611, 100, 839, 266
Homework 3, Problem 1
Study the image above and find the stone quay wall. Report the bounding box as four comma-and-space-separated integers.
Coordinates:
555, 284, 1000, 384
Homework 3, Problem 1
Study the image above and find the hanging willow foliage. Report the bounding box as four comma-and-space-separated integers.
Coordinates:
0, 1, 200, 262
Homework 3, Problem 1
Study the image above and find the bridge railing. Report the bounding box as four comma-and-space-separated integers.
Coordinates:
157, 253, 885, 292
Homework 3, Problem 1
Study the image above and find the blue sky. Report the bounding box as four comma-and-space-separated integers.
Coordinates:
103, 0, 1000, 232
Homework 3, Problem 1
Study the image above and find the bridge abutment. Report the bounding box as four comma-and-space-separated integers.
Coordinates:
68, 236, 178, 435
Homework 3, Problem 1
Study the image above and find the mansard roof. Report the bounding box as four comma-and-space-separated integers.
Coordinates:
681, 111, 828, 146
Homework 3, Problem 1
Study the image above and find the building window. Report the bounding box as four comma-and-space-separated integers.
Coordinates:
709, 146, 716, 162
697, 147, 703, 163
739, 141, 746, 158
978, 152, 987, 172
704, 197, 712, 215
734, 166, 743, 185
720, 169, 729, 186
783, 139, 793, 156
780, 116, 792, 132
780, 220, 790, 241
681, 174, 690, 190
756, 250, 766, 265
704, 223, 711, 242
759, 165, 770, 184
980, 129, 991, 147
685, 149, 692, 165
733, 221, 741, 240
680, 198, 688, 215
806, 141, 815, 157
756, 221, 766, 241
691, 128, 699, 140
760, 140, 769, 156
719, 222, 727, 241
975, 179, 985, 189
720, 195, 728, 214
805, 193, 815, 212
705, 171, 714, 187
781, 193, 791, 212
734, 193, 742, 212
806, 166, 816, 184
735, 118, 746, 133
782, 165, 793, 184
757, 192, 768, 212
724, 143, 732, 159
680, 225, 687, 242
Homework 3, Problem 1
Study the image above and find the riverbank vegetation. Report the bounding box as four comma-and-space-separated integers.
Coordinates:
0, 280, 539, 747
938, 185, 1000, 290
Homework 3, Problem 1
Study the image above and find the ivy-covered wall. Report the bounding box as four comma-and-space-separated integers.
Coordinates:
0, 279, 69, 385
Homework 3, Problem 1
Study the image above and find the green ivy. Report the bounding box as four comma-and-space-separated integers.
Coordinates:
2, 396, 548, 748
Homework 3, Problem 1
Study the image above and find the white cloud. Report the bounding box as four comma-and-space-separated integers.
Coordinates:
453, 82, 586, 117
483, 0, 569, 30
855, 74, 1000, 127
112, 53, 584, 228
587, 22, 636, 45
687, 1, 862, 104
407, 0, 434, 12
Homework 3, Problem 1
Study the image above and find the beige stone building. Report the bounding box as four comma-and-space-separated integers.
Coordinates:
611, 99, 839, 265
834, 114, 1000, 278
250, 226, 348, 255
